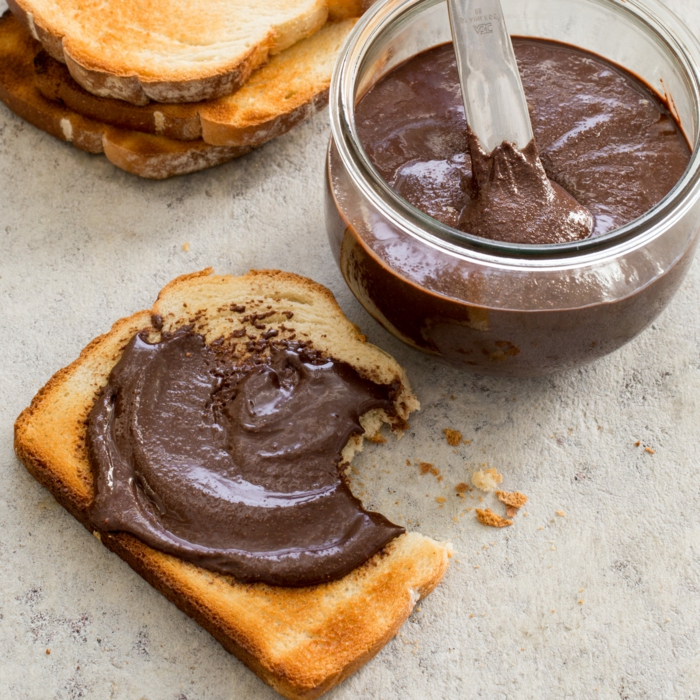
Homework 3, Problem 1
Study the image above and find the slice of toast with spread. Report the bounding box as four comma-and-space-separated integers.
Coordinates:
32, 15, 358, 146
14, 269, 450, 700
0, 12, 355, 177
6, 0, 330, 104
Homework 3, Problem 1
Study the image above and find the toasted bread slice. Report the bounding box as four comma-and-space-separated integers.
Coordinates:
0, 12, 248, 177
327, 0, 375, 21
7, 0, 329, 104
15, 269, 449, 700
33, 16, 358, 146
0, 12, 352, 177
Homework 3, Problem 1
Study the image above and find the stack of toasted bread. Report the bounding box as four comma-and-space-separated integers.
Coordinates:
0, 0, 366, 178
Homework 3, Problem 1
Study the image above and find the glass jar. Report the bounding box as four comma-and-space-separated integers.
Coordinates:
326, 0, 700, 377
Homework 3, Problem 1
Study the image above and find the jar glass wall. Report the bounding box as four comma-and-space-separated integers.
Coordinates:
326, 0, 700, 377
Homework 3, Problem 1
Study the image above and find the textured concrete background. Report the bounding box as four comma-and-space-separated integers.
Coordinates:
2, 1, 700, 698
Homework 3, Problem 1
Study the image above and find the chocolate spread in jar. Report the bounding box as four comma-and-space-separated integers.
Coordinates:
459, 131, 593, 244
355, 40, 690, 242
87, 330, 404, 587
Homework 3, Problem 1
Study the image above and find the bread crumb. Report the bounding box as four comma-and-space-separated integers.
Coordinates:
634, 440, 641, 447
406, 459, 411, 466
419, 462, 432, 474
550, 545, 556, 550
455, 482, 471, 493
470, 613, 475, 618
506, 507, 517, 518
474, 564, 479, 569
182, 242, 190, 252
496, 490, 528, 509
443, 428, 462, 446
556, 510, 566, 517
475, 508, 512, 528
472, 468, 503, 492
436, 496, 446, 504
45, 649, 50, 655
369, 434, 387, 444
578, 599, 584, 605
645, 446, 655, 454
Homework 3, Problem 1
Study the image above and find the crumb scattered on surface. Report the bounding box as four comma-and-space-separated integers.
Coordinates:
472, 468, 503, 492
443, 428, 462, 446
556, 510, 566, 517
419, 462, 432, 474
645, 446, 655, 454
579, 599, 585, 605
455, 482, 471, 493
635, 440, 641, 447
406, 459, 411, 466
476, 508, 512, 528
506, 507, 516, 518
182, 242, 190, 251
369, 434, 386, 444
45, 649, 50, 655
496, 490, 528, 509
436, 496, 446, 504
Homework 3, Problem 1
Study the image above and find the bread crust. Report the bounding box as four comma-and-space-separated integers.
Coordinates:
32, 18, 356, 146
0, 13, 354, 177
14, 269, 448, 699
7, 0, 329, 104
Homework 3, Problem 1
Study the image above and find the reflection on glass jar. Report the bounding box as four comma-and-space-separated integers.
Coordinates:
326, 0, 700, 377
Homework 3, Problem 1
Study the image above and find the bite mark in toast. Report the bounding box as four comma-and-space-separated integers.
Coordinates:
14, 269, 450, 700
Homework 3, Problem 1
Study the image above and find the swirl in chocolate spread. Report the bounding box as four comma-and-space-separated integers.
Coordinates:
355, 39, 690, 244
459, 130, 593, 244
87, 330, 404, 587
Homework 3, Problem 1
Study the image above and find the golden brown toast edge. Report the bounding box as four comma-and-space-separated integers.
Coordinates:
30, 17, 358, 148
14, 269, 450, 700
6, 0, 329, 105
0, 13, 356, 176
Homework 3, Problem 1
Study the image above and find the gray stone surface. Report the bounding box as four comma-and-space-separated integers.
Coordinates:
1, 1, 700, 697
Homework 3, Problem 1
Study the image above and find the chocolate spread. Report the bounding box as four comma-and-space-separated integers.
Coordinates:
87, 330, 404, 587
356, 40, 690, 242
459, 131, 593, 244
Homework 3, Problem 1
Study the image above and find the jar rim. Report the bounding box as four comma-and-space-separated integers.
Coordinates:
329, 0, 700, 267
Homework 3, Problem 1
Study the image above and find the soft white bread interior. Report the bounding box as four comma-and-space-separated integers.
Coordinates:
14, 269, 449, 700
7, 0, 329, 104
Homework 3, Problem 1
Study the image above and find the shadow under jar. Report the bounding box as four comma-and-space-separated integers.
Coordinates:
326, 0, 700, 377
